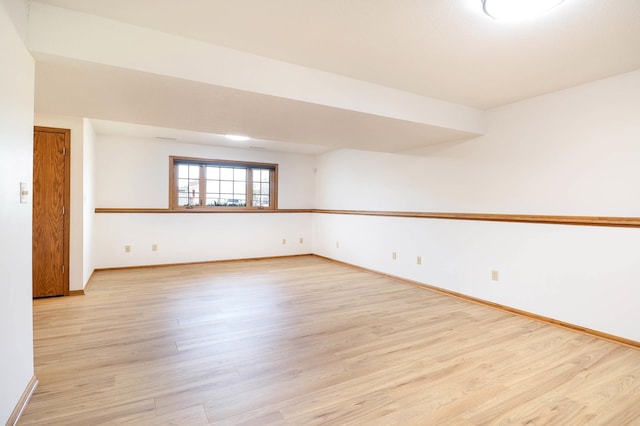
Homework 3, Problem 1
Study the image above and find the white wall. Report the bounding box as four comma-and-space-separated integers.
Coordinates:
95, 135, 315, 209
93, 136, 315, 267
82, 118, 96, 285
34, 113, 88, 291
94, 212, 312, 268
316, 70, 640, 216
313, 69, 640, 342
0, 0, 34, 422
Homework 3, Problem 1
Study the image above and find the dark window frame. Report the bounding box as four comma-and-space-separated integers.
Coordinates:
169, 156, 278, 211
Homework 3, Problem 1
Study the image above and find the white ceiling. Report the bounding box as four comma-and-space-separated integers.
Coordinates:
31, 0, 640, 153
34, 56, 476, 153
89, 119, 331, 155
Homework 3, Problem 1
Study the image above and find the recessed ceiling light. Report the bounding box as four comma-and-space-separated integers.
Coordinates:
482, 0, 564, 21
225, 134, 250, 141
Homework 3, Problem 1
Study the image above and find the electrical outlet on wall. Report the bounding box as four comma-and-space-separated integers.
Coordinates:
152, 244, 158, 251
392, 252, 397, 260
125, 245, 131, 253
492, 270, 499, 281
417, 256, 422, 265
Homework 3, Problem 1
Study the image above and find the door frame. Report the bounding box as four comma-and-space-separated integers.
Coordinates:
33, 126, 71, 297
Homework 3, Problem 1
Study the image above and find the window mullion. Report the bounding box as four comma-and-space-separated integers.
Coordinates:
246, 168, 253, 208
200, 165, 206, 207
172, 163, 178, 209
270, 169, 276, 209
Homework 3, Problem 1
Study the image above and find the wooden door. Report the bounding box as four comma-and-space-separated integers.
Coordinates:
33, 127, 70, 298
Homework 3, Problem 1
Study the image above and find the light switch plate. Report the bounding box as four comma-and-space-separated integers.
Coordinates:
20, 182, 30, 204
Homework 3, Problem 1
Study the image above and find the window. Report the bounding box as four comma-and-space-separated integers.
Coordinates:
170, 156, 277, 211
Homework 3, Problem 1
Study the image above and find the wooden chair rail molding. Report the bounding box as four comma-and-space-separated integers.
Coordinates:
314, 209, 640, 227
94, 208, 312, 214
95, 208, 640, 228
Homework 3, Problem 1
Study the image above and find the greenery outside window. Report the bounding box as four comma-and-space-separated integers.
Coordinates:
170, 156, 277, 211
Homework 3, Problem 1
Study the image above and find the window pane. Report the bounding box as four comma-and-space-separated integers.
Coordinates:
261, 183, 269, 194
178, 197, 189, 206
227, 197, 245, 206
234, 181, 246, 194
220, 181, 233, 193
178, 164, 189, 179
252, 168, 269, 182
253, 194, 269, 207
234, 168, 246, 181
206, 180, 220, 193
185, 178, 199, 206
189, 164, 200, 177
253, 182, 260, 192
206, 166, 220, 179
220, 167, 234, 180
185, 192, 200, 206
206, 196, 221, 206
178, 178, 189, 192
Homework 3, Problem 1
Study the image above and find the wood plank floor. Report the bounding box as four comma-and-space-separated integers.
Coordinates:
20, 255, 640, 425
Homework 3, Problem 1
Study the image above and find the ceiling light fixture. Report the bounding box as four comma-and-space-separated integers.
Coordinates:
225, 134, 250, 142
482, 0, 564, 21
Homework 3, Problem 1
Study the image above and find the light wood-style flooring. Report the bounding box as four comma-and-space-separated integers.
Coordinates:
20, 255, 640, 425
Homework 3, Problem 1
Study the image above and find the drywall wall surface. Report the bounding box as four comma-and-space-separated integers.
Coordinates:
316, 69, 640, 216
313, 70, 640, 341
92, 134, 315, 267
94, 212, 312, 268
0, 0, 35, 422
94, 135, 316, 209
82, 118, 96, 286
